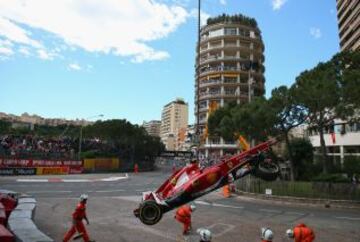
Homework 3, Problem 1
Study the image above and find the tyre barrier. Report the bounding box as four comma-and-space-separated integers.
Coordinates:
8, 197, 54, 242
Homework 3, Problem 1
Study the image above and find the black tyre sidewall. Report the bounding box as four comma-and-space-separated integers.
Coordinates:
139, 200, 163, 225
254, 162, 280, 181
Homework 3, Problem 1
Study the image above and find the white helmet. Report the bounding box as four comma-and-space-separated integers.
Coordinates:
261, 227, 274, 241
80, 194, 88, 202
190, 204, 196, 212
197, 228, 212, 241
286, 229, 294, 238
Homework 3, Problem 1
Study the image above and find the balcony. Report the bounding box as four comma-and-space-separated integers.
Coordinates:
199, 79, 222, 88
198, 63, 262, 77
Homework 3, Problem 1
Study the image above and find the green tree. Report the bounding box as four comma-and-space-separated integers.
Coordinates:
293, 51, 360, 174
0, 120, 11, 134
268, 86, 307, 180
286, 138, 314, 180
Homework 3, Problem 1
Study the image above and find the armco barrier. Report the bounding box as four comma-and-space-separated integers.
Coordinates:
8, 197, 53, 242
0, 224, 14, 242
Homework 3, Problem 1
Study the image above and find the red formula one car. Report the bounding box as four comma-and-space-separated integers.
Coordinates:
134, 139, 280, 225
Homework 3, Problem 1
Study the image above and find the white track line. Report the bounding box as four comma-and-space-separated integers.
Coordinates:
334, 216, 360, 221
95, 189, 126, 193
212, 203, 244, 209
17, 179, 48, 182
286, 211, 305, 216
195, 201, 211, 205
27, 191, 72, 193
260, 209, 281, 213
63, 179, 90, 182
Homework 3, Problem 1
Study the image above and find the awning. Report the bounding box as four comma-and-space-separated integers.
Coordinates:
223, 74, 239, 78
208, 74, 220, 79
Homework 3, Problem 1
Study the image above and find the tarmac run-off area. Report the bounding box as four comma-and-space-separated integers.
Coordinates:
1, 170, 360, 242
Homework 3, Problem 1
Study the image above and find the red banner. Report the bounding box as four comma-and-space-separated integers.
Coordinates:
69, 167, 84, 174
0, 159, 83, 168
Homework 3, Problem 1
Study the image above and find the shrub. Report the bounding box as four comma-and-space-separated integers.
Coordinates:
343, 156, 360, 175
312, 173, 349, 183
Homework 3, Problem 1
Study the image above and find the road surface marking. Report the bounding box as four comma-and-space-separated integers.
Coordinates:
100, 174, 129, 181
27, 191, 72, 193
207, 223, 236, 237
286, 212, 305, 216
17, 179, 48, 182
260, 209, 281, 213
195, 201, 244, 209
95, 189, 126, 193
195, 201, 211, 205
334, 216, 360, 221
212, 203, 244, 209
63, 179, 91, 182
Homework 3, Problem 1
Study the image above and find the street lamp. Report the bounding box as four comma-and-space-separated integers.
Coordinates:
78, 114, 104, 160
196, 0, 201, 160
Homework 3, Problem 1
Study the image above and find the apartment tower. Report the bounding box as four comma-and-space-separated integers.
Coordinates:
195, 14, 265, 158
160, 98, 189, 150
142, 120, 161, 137
336, 0, 360, 51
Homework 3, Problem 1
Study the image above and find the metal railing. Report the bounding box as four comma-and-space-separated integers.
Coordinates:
236, 178, 360, 201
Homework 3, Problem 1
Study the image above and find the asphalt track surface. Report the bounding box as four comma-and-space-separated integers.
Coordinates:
1, 169, 360, 242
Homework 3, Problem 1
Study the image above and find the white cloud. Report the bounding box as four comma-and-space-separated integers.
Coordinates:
0, 38, 14, 57
0, 46, 13, 56
0, 0, 190, 62
37, 49, 54, 60
272, 0, 287, 10
68, 63, 81, 71
219, 0, 226, 5
310, 27, 322, 39
0, 17, 42, 48
190, 9, 211, 26
18, 46, 30, 56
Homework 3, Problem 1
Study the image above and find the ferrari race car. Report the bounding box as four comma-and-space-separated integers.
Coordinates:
134, 139, 280, 225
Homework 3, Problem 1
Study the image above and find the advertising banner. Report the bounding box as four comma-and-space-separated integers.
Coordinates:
0, 168, 37, 176
84, 158, 119, 171
36, 167, 69, 175
0, 159, 83, 168
69, 167, 84, 174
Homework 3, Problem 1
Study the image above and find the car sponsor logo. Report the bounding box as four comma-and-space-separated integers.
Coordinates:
206, 172, 218, 184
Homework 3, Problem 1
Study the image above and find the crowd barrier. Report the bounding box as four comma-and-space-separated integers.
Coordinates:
83, 158, 119, 172
8, 197, 53, 242
0, 158, 83, 175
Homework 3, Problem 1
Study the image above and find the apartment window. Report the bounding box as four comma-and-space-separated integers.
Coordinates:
224, 28, 237, 35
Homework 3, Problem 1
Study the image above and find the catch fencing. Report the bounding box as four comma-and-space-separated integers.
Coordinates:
236, 177, 360, 201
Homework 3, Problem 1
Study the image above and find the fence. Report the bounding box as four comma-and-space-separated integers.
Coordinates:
236, 177, 360, 201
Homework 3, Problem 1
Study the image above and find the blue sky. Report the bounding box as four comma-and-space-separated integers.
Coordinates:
0, 0, 339, 124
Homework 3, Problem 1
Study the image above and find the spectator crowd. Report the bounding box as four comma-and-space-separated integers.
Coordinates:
0, 135, 77, 159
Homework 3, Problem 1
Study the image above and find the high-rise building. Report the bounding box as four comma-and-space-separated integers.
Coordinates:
306, 1, 360, 165
336, 0, 360, 51
142, 120, 161, 137
160, 98, 189, 150
195, 14, 265, 158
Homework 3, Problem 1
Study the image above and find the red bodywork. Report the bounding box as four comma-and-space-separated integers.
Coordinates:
140, 139, 277, 212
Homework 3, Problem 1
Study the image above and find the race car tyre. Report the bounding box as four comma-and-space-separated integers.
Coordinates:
138, 200, 163, 225
254, 161, 280, 181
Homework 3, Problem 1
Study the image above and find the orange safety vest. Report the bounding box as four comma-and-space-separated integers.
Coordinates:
72, 202, 87, 221
293, 224, 315, 242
